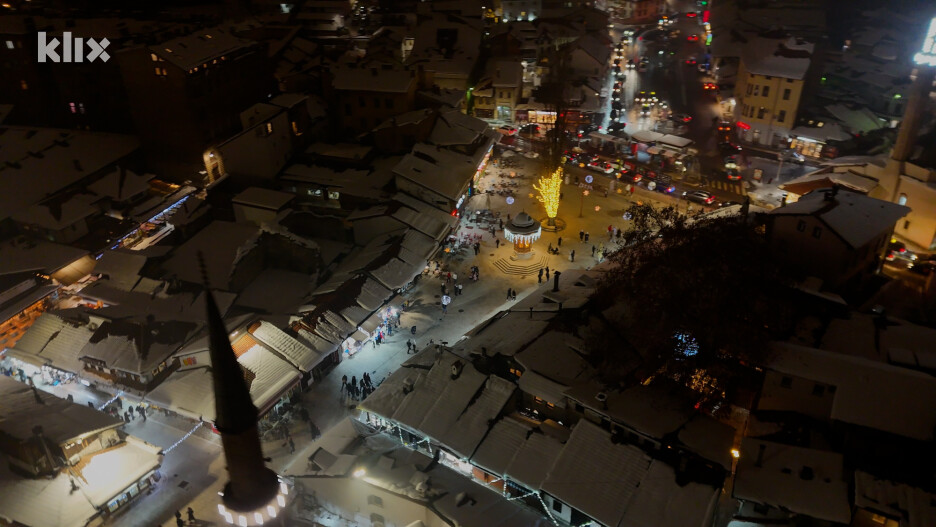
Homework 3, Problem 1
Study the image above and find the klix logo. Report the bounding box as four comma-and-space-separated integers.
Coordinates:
37, 32, 110, 63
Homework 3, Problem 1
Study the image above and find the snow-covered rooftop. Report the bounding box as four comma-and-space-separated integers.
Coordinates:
0, 375, 121, 444
767, 342, 936, 440
734, 438, 851, 524
393, 143, 482, 201
151, 26, 256, 71
251, 320, 323, 373
163, 220, 260, 289
742, 37, 814, 80
9, 312, 94, 373
854, 470, 936, 527
767, 188, 910, 249
332, 64, 415, 93
232, 187, 295, 211
564, 383, 694, 439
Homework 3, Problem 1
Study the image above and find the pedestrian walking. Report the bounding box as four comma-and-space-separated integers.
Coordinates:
176, 517, 184, 527
507, 288, 513, 300
457, 283, 463, 296
538, 268, 543, 283
579, 229, 584, 241
175, 511, 182, 521
495, 238, 500, 248
140, 406, 147, 421
341, 375, 348, 392
288, 437, 295, 453
452, 272, 458, 283
123, 411, 130, 423
584, 232, 590, 242
570, 250, 575, 262
558, 236, 562, 247
128, 406, 135, 417
351, 376, 356, 390
592, 245, 596, 256
187, 507, 196, 524
446, 272, 452, 284
545, 267, 550, 280
411, 325, 417, 335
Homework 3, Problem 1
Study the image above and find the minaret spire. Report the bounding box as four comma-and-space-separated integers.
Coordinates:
200, 252, 278, 513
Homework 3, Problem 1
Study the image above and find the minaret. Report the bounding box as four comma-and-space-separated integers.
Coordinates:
202, 259, 279, 513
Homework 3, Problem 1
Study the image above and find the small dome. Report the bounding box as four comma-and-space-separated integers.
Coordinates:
511, 211, 535, 228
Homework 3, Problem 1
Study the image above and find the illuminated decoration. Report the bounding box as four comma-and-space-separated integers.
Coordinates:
584, 174, 594, 184
736, 121, 751, 130
913, 17, 936, 66
533, 167, 563, 225
504, 212, 542, 260
506, 196, 515, 204
218, 477, 293, 526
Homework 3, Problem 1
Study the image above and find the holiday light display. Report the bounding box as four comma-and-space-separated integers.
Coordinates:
534, 167, 563, 225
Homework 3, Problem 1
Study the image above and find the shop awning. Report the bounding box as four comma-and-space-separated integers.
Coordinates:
646, 146, 662, 154
352, 329, 370, 342
360, 313, 382, 334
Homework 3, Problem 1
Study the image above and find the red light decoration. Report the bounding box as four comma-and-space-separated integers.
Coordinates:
703, 10, 710, 23
736, 121, 751, 130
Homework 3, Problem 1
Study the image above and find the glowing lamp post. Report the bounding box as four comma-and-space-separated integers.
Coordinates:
504, 212, 542, 260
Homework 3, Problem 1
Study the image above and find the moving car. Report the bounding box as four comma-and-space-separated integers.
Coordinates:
886, 239, 917, 263
685, 57, 698, 65
718, 141, 743, 153
519, 123, 540, 135
720, 201, 741, 208
703, 82, 718, 90
685, 11, 698, 18
908, 261, 936, 276
687, 34, 699, 42
498, 125, 518, 136
672, 113, 692, 123
697, 63, 710, 74
683, 190, 716, 205
588, 161, 616, 174
645, 173, 676, 193
780, 149, 806, 164
626, 60, 637, 69
640, 104, 652, 117
717, 121, 733, 132
725, 167, 741, 180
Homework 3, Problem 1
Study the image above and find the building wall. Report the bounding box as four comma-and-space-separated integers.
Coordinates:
337, 88, 416, 134
232, 204, 283, 226
734, 60, 805, 146
894, 175, 936, 250
502, 0, 542, 21
631, 0, 662, 22
769, 213, 887, 289
757, 370, 834, 420
117, 45, 274, 182
300, 477, 450, 527
217, 111, 293, 181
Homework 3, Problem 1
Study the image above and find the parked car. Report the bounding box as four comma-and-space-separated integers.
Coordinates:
703, 82, 718, 90
623, 169, 642, 183
498, 125, 518, 136
780, 149, 806, 164
717, 121, 733, 133
687, 34, 699, 42
685, 57, 698, 65
725, 167, 741, 180
519, 123, 540, 134
698, 63, 710, 74
671, 113, 692, 123
640, 104, 652, 117
886, 239, 917, 262
683, 190, 716, 205
720, 200, 741, 208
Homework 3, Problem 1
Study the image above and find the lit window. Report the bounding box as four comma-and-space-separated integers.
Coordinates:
534, 396, 544, 404
205, 34, 213, 39
20, 79, 27, 90
69, 102, 77, 114
777, 110, 786, 123
6, 40, 14, 49
291, 121, 302, 136
150, 53, 159, 61
266, 122, 273, 134
546, 402, 556, 409
165, 48, 172, 53
78, 103, 85, 114
898, 193, 908, 206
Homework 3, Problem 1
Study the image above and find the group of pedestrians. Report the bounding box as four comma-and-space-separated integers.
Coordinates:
105, 401, 148, 423
578, 229, 591, 242
174, 508, 197, 526
537, 266, 552, 283
341, 373, 375, 401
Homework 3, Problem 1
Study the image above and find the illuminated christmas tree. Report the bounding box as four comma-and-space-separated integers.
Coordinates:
534, 167, 563, 226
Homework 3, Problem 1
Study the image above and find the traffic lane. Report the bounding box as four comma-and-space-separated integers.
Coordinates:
563, 161, 722, 209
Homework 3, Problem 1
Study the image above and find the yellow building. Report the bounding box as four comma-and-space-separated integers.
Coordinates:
734, 37, 813, 147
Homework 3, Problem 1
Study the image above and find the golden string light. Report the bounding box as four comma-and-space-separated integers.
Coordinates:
534, 167, 563, 219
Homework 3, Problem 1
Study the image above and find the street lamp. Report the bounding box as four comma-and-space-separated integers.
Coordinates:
579, 190, 590, 217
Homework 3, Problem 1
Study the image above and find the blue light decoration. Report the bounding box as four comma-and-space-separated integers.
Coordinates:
584, 175, 594, 184
506, 196, 515, 204
674, 331, 699, 357
913, 18, 936, 66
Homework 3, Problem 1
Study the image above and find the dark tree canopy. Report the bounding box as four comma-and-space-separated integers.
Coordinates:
589, 203, 798, 411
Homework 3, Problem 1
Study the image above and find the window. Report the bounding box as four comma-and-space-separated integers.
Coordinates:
780, 376, 793, 388
291, 121, 302, 136
762, 86, 769, 97
812, 384, 825, 396
904, 220, 911, 230
367, 495, 383, 507
20, 80, 27, 90
534, 396, 544, 404
78, 103, 85, 114
742, 103, 748, 115
370, 513, 385, 524
265, 122, 273, 134
69, 102, 77, 114
155, 67, 167, 77
783, 88, 791, 100
150, 53, 159, 62
812, 226, 822, 239
796, 220, 806, 232
898, 193, 908, 206
5, 40, 13, 49
753, 86, 760, 96
546, 402, 556, 409
746, 84, 753, 96
787, 78, 794, 83
777, 110, 786, 123
509, 367, 522, 377
552, 499, 563, 513
757, 107, 766, 119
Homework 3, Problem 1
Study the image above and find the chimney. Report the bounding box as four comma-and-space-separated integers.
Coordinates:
201, 254, 279, 513
755, 444, 766, 467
